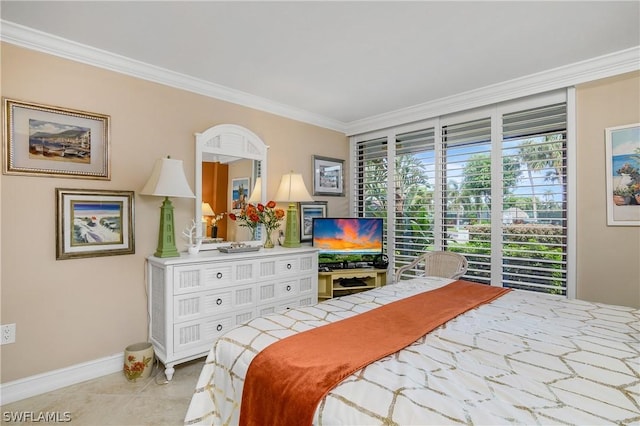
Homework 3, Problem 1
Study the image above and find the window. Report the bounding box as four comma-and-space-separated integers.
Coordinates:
352, 93, 569, 295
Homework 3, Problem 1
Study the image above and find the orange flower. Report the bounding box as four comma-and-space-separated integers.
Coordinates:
226, 200, 285, 234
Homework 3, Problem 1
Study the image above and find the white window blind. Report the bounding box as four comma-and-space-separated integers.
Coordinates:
501, 103, 567, 294
393, 128, 435, 274
354, 136, 387, 217
441, 118, 493, 284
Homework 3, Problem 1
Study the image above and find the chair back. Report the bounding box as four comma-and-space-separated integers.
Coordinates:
395, 251, 468, 282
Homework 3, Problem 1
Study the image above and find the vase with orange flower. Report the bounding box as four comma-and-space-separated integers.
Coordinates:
256, 201, 285, 248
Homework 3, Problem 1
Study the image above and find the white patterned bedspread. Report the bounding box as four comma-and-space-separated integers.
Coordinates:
184, 278, 640, 425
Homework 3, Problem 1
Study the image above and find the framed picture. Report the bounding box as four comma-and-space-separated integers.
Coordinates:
313, 155, 344, 196
56, 188, 135, 260
299, 201, 328, 241
231, 177, 251, 211
3, 98, 110, 179
605, 123, 640, 226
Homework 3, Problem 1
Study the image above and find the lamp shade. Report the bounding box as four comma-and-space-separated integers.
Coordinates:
201, 202, 215, 216
274, 172, 313, 202
141, 157, 195, 199
247, 177, 262, 204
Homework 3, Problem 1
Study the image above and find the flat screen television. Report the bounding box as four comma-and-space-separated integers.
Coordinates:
312, 217, 384, 266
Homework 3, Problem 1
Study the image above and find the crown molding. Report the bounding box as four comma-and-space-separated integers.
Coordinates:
0, 20, 348, 133
346, 46, 640, 136
2, 20, 637, 137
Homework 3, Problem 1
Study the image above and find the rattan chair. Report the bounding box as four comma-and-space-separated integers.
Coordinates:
395, 251, 468, 282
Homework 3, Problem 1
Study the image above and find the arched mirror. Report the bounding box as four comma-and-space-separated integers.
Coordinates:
195, 124, 268, 248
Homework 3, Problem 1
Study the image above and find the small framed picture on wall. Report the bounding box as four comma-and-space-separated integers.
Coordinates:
312, 155, 344, 196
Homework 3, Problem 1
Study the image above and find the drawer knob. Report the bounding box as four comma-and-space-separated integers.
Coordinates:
216, 324, 223, 331
216, 298, 222, 305
286, 263, 292, 270
286, 285, 292, 292
216, 272, 223, 279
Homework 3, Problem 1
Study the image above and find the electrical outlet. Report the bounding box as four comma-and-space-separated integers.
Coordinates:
1, 323, 16, 345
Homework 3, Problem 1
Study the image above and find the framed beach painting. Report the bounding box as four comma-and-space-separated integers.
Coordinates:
231, 177, 250, 211
605, 123, 640, 226
3, 98, 110, 180
56, 188, 135, 259
299, 201, 328, 242
312, 155, 344, 196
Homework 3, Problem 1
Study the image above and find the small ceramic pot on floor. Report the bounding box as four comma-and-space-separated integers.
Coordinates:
123, 342, 154, 381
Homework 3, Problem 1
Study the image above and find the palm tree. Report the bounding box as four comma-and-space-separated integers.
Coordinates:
518, 139, 548, 220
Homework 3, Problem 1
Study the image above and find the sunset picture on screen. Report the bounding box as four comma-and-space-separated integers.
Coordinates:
313, 218, 383, 253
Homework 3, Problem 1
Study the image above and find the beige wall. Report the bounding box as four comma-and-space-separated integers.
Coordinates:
1, 43, 639, 385
0, 43, 348, 382
575, 72, 640, 308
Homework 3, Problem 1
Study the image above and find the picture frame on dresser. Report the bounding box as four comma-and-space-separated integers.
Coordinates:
299, 201, 328, 242
3, 98, 111, 180
55, 188, 135, 260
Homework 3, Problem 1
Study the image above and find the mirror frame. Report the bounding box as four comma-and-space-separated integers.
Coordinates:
195, 124, 268, 245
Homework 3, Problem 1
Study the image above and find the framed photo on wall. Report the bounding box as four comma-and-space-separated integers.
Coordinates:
231, 177, 251, 211
299, 201, 328, 242
605, 123, 640, 226
312, 155, 344, 196
56, 188, 135, 260
4, 98, 111, 180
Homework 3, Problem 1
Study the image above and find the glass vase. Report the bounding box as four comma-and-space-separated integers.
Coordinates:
263, 230, 275, 248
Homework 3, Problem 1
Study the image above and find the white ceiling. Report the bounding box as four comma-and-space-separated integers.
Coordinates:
1, 1, 639, 131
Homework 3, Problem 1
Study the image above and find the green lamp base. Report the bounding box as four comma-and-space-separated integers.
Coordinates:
281, 202, 301, 248
154, 197, 180, 258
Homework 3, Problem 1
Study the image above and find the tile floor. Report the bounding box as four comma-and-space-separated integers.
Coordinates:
1, 358, 205, 426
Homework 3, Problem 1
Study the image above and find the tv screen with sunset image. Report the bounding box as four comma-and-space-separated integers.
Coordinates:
312, 218, 383, 264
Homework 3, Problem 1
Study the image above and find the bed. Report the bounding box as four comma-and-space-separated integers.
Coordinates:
184, 277, 640, 425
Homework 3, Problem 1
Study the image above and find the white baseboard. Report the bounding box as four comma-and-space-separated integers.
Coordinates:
0, 353, 124, 405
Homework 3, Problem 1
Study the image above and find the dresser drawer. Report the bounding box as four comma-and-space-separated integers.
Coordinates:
173, 308, 256, 354
257, 278, 299, 305
257, 294, 317, 317
172, 261, 259, 295
173, 284, 255, 322
172, 264, 232, 295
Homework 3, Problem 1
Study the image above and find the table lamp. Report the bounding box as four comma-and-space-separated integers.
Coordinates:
201, 202, 215, 237
141, 157, 195, 257
247, 177, 262, 204
274, 171, 313, 247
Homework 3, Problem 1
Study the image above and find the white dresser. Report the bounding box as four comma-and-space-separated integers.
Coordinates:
147, 246, 318, 380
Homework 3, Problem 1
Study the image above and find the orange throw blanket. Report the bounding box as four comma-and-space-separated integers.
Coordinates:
239, 280, 511, 426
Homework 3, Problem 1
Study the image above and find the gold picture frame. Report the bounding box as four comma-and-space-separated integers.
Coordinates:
56, 188, 135, 260
3, 98, 111, 179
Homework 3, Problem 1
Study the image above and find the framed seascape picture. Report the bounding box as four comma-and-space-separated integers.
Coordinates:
231, 177, 251, 211
56, 188, 135, 260
299, 201, 328, 242
313, 155, 344, 196
4, 98, 111, 179
605, 123, 640, 226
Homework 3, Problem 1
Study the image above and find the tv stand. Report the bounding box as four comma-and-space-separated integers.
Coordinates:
318, 268, 387, 300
